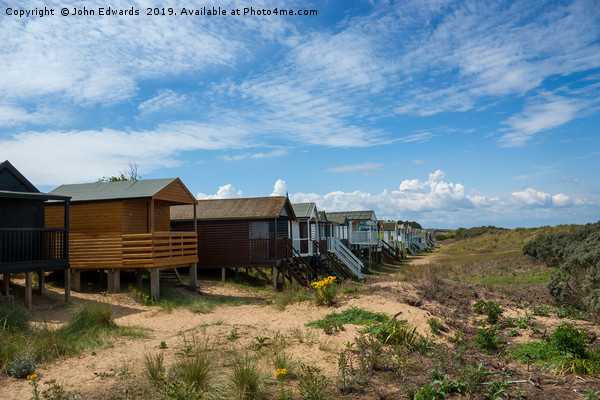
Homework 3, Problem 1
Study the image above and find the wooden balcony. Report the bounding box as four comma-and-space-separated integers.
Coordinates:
69, 231, 198, 269
0, 228, 68, 272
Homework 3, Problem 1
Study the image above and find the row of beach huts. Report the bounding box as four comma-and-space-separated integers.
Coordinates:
0, 160, 436, 307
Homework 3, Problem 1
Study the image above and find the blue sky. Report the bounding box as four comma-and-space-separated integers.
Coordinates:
1, 0, 599, 228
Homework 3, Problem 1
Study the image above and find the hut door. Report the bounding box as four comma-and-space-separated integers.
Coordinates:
250, 221, 269, 261
299, 222, 308, 254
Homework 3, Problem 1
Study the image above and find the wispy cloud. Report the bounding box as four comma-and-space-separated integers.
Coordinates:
325, 162, 384, 173
0, 122, 252, 185
138, 89, 190, 115
222, 149, 287, 162
499, 95, 583, 147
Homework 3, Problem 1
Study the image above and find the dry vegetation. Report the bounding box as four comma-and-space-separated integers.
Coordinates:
1, 226, 600, 399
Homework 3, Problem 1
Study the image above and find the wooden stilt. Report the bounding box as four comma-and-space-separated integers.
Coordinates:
221, 268, 226, 282
272, 266, 278, 290
3, 273, 9, 296
25, 272, 32, 309
98, 269, 105, 282
71, 269, 81, 292
189, 263, 197, 290
64, 270, 71, 302
107, 269, 120, 293
150, 268, 160, 300
38, 271, 45, 295
136, 269, 143, 287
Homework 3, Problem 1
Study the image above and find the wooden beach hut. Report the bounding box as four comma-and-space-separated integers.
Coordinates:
0, 160, 70, 307
45, 178, 198, 299
170, 196, 301, 285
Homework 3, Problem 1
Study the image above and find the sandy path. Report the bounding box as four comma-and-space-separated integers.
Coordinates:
0, 279, 438, 399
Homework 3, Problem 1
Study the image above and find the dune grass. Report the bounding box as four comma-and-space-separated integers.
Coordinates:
0, 302, 148, 375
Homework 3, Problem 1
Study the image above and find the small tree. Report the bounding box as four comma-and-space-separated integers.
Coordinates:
97, 162, 141, 183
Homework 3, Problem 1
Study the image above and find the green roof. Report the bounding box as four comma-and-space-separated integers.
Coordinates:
292, 202, 316, 219
327, 215, 348, 225
49, 179, 177, 202
326, 210, 377, 221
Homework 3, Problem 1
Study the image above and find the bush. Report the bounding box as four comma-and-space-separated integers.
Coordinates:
455, 226, 507, 240
549, 323, 588, 358
311, 276, 337, 306
474, 326, 502, 352
524, 222, 600, 313
61, 303, 116, 336
7, 353, 35, 378
473, 300, 504, 324
362, 319, 420, 349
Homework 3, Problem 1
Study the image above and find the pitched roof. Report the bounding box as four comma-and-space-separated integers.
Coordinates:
171, 196, 296, 221
49, 178, 194, 204
326, 210, 377, 221
0, 160, 39, 193
292, 202, 316, 219
327, 215, 348, 225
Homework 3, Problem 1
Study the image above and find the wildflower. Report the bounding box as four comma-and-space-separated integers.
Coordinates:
275, 368, 289, 380
27, 374, 38, 380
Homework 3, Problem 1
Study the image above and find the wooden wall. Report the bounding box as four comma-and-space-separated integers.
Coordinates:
46, 201, 122, 235
172, 219, 251, 267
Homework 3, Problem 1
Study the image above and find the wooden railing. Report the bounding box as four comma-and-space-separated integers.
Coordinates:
69, 231, 197, 269
123, 232, 198, 268
0, 228, 67, 267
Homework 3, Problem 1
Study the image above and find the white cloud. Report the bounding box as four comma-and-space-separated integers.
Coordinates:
561, 176, 580, 184
0, 122, 251, 185
197, 184, 243, 199
512, 188, 552, 206
222, 149, 287, 162
326, 162, 384, 173
499, 95, 583, 147
552, 193, 571, 207
270, 179, 287, 196
138, 89, 190, 115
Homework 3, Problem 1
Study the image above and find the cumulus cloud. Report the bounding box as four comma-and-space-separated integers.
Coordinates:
197, 184, 243, 199
271, 179, 287, 196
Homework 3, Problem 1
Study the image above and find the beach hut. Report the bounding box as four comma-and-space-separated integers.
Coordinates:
291, 202, 323, 257
45, 178, 198, 299
0, 161, 70, 307
326, 210, 380, 268
170, 196, 305, 286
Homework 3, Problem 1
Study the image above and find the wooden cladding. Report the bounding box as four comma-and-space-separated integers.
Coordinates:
69, 231, 197, 269
122, 232, 198, 268
154, 179, 196, 204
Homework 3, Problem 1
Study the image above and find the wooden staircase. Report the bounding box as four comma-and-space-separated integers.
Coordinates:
160, 267, 183, 285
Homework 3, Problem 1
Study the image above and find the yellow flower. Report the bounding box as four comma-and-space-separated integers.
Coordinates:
275, 368, 289, 381
27, 374, 38, 380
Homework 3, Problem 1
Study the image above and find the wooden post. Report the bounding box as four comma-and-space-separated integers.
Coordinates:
64, 269, 70, 302
98, 269, 105, 282
189, 263, 197, 289
107, 269, 120, 293
272, 265, 278, 290
221, 268, 226, 282
25, 272, 32, 309
136, 269, 143, 287
150, 268, 160, 299
3, 273, 9, 296
37, 272, 45, 295
71, 270, 81, 292
150, 198, 155, 234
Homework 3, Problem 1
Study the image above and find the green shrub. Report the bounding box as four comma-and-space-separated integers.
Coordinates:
362, 319, 420, 349
427, 318, 444, 336
474, 326, 502, 352
7, 353, 35, 378
549, 323, 588, 358
306, 307, 388, 332
473, 300, 504, 324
